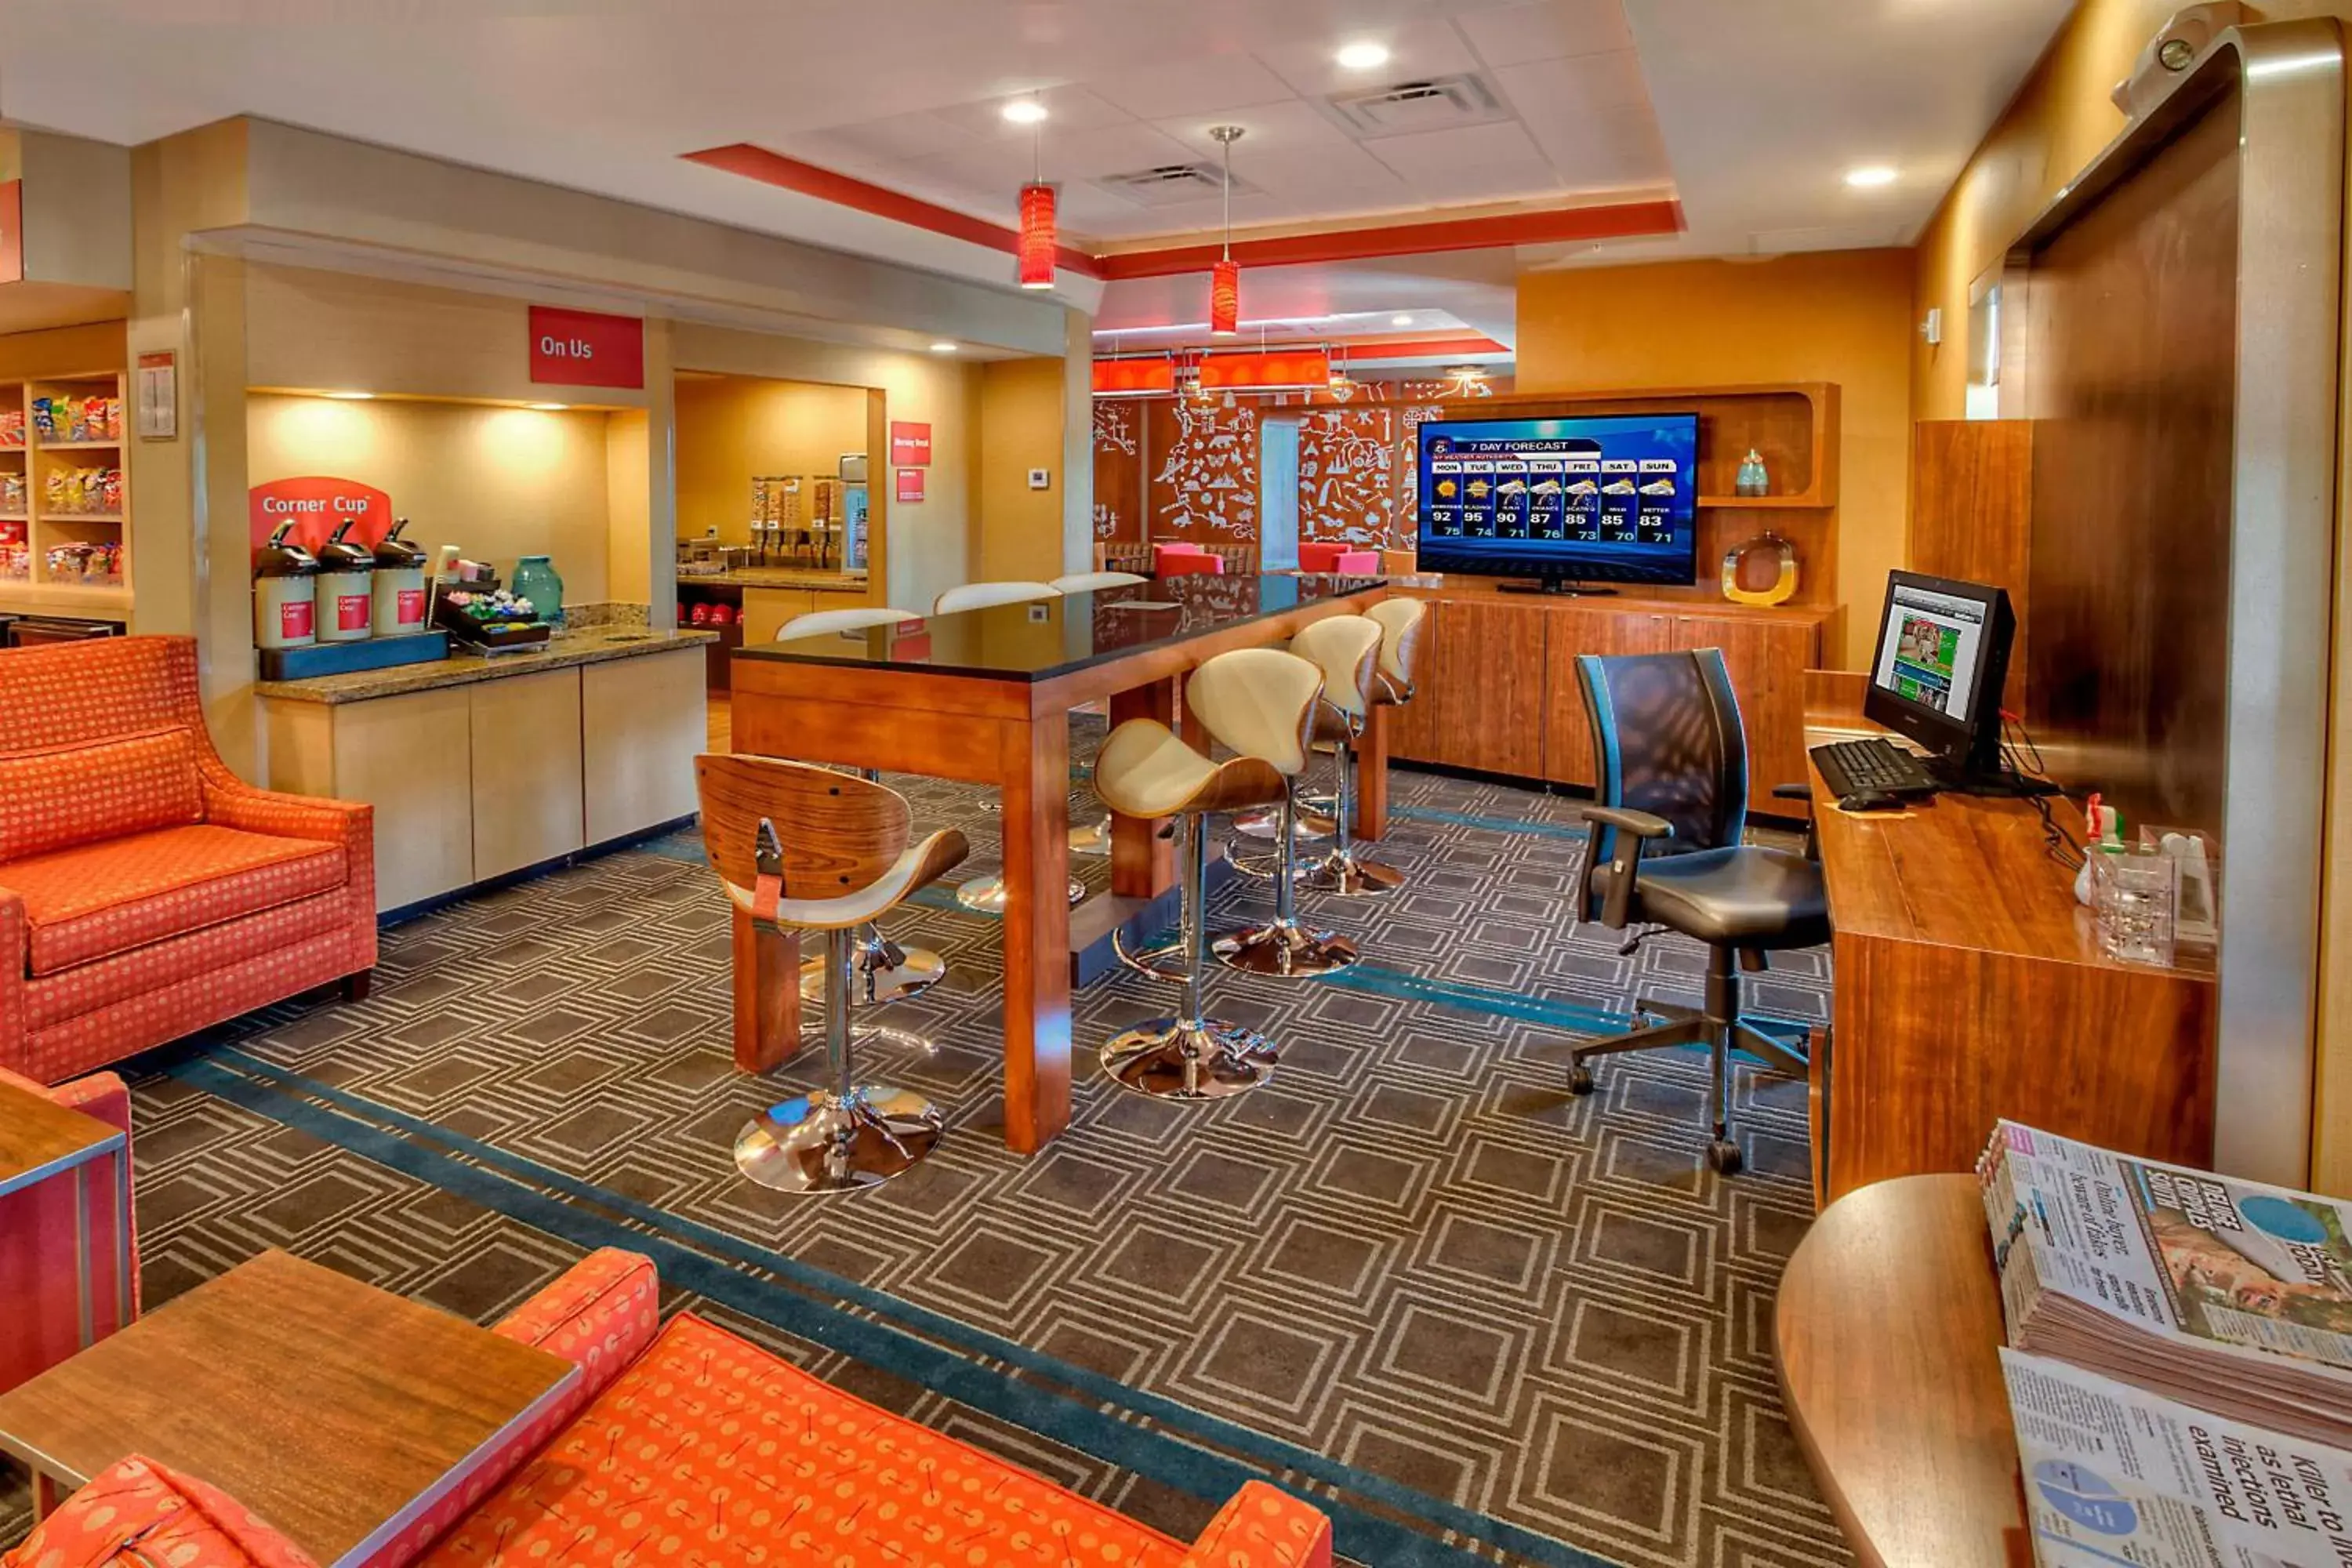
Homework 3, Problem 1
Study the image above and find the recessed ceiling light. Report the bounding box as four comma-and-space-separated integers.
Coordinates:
1391, 313, 1414, 327
1002, 100, 1048, 125
1845, 165, 1898, 188
1337, 41, 1391, 70
929, 341, 960, 354
525, 401, 568, 411
323, 390, 373, 400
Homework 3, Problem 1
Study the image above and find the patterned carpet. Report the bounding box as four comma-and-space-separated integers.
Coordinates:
0, 730, 1846, 1568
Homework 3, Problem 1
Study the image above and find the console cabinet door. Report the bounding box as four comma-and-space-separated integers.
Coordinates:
1541, 607, 1673, 787
1671, 613, 1817, 816
1426, 599, 1548, 776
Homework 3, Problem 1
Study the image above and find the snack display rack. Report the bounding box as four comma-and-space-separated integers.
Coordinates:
0, 369, 130, 612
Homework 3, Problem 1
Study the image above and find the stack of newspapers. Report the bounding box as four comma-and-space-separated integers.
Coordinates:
1980, 1122, 2352, 1567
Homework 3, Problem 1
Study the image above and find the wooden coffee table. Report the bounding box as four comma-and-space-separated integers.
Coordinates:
0, 1248, 579, 1567
0, 1076, 130, 1349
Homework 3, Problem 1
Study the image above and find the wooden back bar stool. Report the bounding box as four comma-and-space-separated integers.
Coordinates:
697, 755, 970, 1192
1212, 615, 1381, 978
774, 605, 946, 1007
1092, 647, 1321, 1098
1305, 596, 1428, 897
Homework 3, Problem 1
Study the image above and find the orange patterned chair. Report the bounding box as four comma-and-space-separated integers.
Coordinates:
0, 636, 376, 1086
6, 1250, 1334, 1568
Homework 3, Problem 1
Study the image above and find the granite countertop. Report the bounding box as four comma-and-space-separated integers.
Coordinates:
253, 626, 720, 706
677, 569, 871, 593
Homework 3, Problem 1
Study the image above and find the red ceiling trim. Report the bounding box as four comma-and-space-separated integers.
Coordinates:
1093, 199, 1684, 280
1339, 333, 1510, 358
684, 143, 1104, 278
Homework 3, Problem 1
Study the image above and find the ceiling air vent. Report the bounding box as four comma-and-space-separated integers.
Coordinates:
1094, 162, 1258, 208
1324, 73, 1509, 138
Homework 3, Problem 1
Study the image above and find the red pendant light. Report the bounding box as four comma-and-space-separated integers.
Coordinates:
1209, 125, 1244, 337
1018, 182, 1057, 290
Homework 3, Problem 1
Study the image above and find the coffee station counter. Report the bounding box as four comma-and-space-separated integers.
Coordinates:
681, 568, 869, 593
252, 624, 716, 704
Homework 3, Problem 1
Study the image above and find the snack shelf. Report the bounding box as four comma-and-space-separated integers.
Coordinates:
39, 511, 122, 524
42, 439, 120, 450
1695, 495, 1834, 510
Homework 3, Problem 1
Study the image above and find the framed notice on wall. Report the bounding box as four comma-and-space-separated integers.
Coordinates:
895, 467, 925, 503
136, 351, 178, 440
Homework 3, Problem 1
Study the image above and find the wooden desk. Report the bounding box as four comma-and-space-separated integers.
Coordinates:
0, 1076, 131, 1350
1776, 1174, 2030, 1568
0, 1248, 578, 1568
1806, 671, 2216, 1200
730, 574, 1389, 1153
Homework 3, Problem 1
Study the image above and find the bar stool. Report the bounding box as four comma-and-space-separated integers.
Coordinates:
1050, 571, 1149, 593
1094, 647, 1322, 1098
696, 754, 970, 1193
1303, 596, 1426, 897
930, 580, 1091, 908
1212, 615, 1380, 977
775, 604, 946, 1007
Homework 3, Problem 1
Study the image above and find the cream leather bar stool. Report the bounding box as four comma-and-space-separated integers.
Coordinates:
775, 605, 947, 1007
932, 580, 1092, 909
1050, 571, 1149, 593
1094, 647, 1323, 1098
1213, 615, 1381, 978
1304, 596, 1427, 897
697, 754, 970, 1193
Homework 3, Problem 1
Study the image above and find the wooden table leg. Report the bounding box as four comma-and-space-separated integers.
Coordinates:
1001, 717, 1073, 1153
1108, 678, 1178, 898
731, 906, 802, 1074
1356, 702, 1390, 841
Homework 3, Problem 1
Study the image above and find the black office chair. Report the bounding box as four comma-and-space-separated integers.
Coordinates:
1570, 648, 1828, 1174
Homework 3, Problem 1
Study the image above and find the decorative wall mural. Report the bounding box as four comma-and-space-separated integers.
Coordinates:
1151, 399, 1259, 539
1092, 397, 1143, 543
1300, 407, 1396, 546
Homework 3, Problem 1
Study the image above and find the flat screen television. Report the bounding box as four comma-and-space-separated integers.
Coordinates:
1415, 412, 1700, 591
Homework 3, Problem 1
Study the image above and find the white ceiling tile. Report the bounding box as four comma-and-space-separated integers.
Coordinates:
1253, 19, 1486, 102
1457, 0, 1636, 66
1149, 100, 1356, 158
1087, 53, 1298, 122
1490, 52, 1670, 187
811, 110, 969, 163
927, 82, 1137, 139
1367, 119, 1552, 184
1046, 122, 1209, 180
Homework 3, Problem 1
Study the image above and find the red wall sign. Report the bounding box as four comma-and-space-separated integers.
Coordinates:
249, 476, 394, 558
889, 421, 932, 466
528, 306, 644, 390
1092, 358, 1177, 397
1198, 348, 1333, 392
895, 467, 926, 503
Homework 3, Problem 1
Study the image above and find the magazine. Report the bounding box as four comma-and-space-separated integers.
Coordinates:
2003, 1348, 2352, 1568
1980, 1122, 2352, 1446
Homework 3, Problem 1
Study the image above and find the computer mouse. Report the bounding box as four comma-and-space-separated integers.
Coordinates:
1838, 790, 1905, 814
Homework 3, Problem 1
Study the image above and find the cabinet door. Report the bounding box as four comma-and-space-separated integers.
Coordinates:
1385, 597, 1445, 763
584, 648, 706, 844
1671, 614, 1819, 816
470, 668, 586, 878
739, 588, 819, 644
1539, 605, 1675, 787
1427, 599, 1548, 776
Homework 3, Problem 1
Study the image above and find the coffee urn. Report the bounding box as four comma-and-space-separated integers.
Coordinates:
372, 517, 430, 637
253, 523, 320, 651
314, 520, 374, 643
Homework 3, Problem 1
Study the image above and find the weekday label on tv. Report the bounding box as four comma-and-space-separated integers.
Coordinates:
1417, 416, 1697, 586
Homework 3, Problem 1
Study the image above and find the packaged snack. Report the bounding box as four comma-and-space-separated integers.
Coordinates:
2, 473, 24, 513
0, 409, 24, 448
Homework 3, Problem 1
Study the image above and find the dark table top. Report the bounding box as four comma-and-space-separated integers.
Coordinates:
736, 573, 1385, 682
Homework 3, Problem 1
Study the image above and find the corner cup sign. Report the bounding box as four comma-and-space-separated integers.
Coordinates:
249, 476, 393, 558
528, 306, 644, 390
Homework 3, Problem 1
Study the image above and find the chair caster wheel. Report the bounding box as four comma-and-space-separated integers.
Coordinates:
1706, 1138, 1744, 1175
1566, 1063, 1595, 1095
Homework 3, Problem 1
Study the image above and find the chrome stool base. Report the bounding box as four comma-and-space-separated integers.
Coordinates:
1230, 801, 1338, 844
799, 935, 946, 1007
1301, 854, 1406, 898
956, 874, 1087, 913
732, 1085, 943, 1192
1069, 816, 1115, 855
1102, 1018, 1272, 1099
1213, 919, 1358, 978
1112, 927, 1190, 983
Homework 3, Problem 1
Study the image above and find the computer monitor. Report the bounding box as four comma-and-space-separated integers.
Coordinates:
1864, 570, 2016, 779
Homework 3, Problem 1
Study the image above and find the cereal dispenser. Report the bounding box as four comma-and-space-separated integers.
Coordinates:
253, 523, 320, 651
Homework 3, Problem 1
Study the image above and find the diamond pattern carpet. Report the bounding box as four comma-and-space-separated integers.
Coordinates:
0, 726, 1847, 1568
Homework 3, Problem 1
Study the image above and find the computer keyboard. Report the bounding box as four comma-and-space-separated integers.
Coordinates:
1810, 738, 1940, 800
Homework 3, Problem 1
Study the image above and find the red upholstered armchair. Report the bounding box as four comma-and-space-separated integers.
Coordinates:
0, 636, 375, 1085
0, 1065, 136, 1395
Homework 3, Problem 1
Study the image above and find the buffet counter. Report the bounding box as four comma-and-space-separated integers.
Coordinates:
256, 627, 716, 914
678, 568, 869, 593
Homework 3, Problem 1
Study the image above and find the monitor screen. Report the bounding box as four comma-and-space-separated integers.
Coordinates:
1864, 570, 2014, 771
1416, 413, 1700, 586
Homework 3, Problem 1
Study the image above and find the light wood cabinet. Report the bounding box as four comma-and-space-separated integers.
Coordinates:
469, 668, 586, 879
1390, 590, 1828, 818
739, 587, 819, 644
584, 648, 705, 842
263, 685, 474, 912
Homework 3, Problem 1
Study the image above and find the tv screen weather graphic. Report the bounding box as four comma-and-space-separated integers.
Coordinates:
1417, 414, 1699, 586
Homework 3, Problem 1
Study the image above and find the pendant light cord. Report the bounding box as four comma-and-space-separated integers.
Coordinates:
1221, 136, 1232, 260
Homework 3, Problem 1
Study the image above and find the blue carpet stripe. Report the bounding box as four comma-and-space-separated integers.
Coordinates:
187, 1047, 1626, 1568
1389, 803, 1588, 841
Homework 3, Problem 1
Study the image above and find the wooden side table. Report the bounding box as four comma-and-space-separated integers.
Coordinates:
1774, 1174, 2032, 1568
0, 1076, 131, 1349
0, 1248, 579, 1568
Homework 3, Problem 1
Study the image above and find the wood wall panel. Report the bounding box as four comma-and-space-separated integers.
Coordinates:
1298, 405, 1396, 546
1092, 397, 1143, 543
1911, 419, 2031, 710
1146, 398, 1258, 543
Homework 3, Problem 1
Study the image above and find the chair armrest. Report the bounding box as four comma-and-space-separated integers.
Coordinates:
1181, 1483, 1332, 1568
493, 1247, 659, 1403
0, 1064, 131, 1128
201, 776, 372, 848
1576, 806, 1673, 930
0, 1454, 321, 1568
1770, 782, 1813, 803
0, 887, 24, 1075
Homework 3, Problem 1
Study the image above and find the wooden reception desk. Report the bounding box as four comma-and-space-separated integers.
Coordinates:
1806, 671, 2217, 1202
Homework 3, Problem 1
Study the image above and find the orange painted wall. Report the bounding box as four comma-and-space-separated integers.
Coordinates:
1516, 249, 1915, 668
